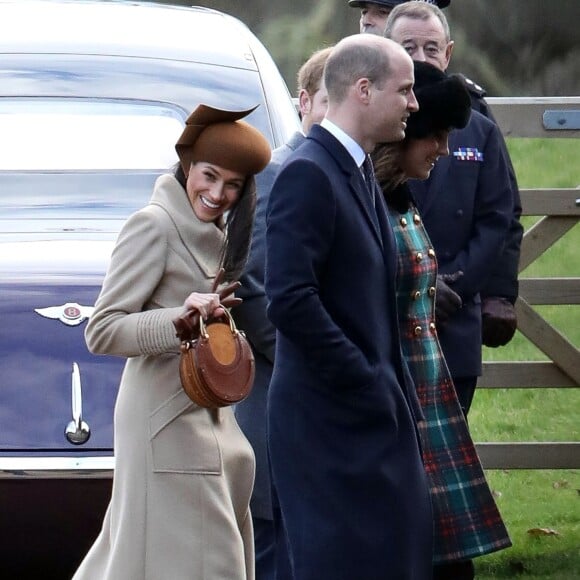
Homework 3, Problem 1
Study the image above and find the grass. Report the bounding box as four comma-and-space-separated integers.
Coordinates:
469, 138, 580, 578
473, 469, 579, 579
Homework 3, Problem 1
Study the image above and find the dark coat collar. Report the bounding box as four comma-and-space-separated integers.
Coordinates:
386, 182, 415, 214
307, 124, 384, 251
287, 131, 306, 151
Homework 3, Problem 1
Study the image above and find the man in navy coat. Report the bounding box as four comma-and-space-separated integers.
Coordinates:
233, 46, 332, 580
265, 34, 432, 580
385, 2, 517, 415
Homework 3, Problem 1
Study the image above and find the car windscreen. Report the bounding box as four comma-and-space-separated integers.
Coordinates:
0, 100, 180, 232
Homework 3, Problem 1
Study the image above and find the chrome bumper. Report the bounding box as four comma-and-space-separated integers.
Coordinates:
0, 456, 114, 479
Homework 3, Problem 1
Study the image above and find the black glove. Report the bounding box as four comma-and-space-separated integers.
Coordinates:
481, 296, 517, 347
435, 271, 463, 324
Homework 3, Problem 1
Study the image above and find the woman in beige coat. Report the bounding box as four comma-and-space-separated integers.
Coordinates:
73, 105, 271, 580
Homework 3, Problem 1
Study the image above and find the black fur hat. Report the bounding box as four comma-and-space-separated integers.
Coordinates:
405, 61, 471, 140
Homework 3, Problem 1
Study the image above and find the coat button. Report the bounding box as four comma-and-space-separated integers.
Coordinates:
428, 248, 436, 258
415, 252, 423, 262
414, 326, 422, 336
428, 286, 436, 297
429, 322, 436, 332
412, 290, 421, 300
400, 217, 408, 227
456, 209, 464, 217
413, 213, 421, 224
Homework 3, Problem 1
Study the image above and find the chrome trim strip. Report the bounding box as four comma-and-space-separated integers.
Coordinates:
0, 456, 114, 479
65, 362, 91, 445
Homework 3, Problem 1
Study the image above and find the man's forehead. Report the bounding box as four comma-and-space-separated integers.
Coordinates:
390, 15, 446, 41
387, 50, 414, 80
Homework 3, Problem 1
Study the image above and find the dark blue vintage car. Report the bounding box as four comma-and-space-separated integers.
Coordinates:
0, 1, 299, 576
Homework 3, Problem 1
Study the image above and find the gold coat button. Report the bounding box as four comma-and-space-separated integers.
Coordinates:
400, 217, 408, 227
415, 252, 423, 262
412, 290, 421, 300
429, 322, 436, 332
428, 286, 436, 297
428, 248, 436, 258
414, 326, 422, 336
413, 213, 421, 224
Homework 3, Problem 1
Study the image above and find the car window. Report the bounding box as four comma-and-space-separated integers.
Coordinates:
0, 52, 294, 233
1, 55, 277, 145
0, 172, 160, 223
0, 99, 183, 170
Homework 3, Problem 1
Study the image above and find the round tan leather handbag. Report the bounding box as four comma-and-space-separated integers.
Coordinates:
174, 308, 255, 408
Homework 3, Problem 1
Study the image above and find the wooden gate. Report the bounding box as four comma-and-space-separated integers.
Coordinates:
476, 97, 580, 469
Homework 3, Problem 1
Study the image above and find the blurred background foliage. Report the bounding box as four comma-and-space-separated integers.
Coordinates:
158, 0, 580, 97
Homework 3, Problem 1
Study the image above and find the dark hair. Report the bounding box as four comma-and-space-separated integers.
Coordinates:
371, 142, 405, 194
324, 40, 391, 103
173, 163, 256, 282
372, 140, 418, 213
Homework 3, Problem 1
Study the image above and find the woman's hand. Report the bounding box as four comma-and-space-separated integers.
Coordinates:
183, 292, 223, 320
181, 268, 243, 323
173, 269, 244, 340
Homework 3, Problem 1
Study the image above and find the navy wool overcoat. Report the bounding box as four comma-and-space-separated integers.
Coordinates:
265, 125, 433, 580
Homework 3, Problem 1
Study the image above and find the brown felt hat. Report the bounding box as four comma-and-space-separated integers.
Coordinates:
175, 104, 271, 176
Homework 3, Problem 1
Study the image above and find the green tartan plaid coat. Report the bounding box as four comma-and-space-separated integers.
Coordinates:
387, 185, 512, 563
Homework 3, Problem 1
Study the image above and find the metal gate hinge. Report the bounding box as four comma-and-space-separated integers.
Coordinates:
543, 110, 580, 130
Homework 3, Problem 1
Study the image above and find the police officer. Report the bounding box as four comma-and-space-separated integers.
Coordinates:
383, 1, 523, 418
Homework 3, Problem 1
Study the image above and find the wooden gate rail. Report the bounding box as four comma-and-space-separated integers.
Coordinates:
476, 442, 579, 469
475, 97, 580, 469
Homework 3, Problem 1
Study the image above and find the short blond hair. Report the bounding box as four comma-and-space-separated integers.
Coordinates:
296, 46, 333, 96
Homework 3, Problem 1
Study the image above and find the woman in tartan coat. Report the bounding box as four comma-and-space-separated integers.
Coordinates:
372, 62, 512, 580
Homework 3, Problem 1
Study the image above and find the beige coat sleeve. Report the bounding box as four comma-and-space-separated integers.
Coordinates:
85, 207, 183, 358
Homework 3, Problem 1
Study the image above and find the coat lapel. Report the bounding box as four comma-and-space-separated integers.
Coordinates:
308, 125, 383, 249
374, 187, 397, 285
149, 174, 224, 278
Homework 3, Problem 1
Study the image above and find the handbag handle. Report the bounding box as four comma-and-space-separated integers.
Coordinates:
198, 308, 238, 340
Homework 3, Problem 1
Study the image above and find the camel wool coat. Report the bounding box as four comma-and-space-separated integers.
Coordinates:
73, 174, 256, 580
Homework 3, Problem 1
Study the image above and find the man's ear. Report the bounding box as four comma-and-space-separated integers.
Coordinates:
444, 40, 454, 70
354, 77, 372, 104
298, 89, 312, 116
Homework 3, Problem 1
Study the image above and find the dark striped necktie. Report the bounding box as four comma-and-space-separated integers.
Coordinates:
362, 155, 376, 205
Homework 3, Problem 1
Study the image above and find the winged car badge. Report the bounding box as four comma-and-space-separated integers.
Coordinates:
34, 303, 95, 326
